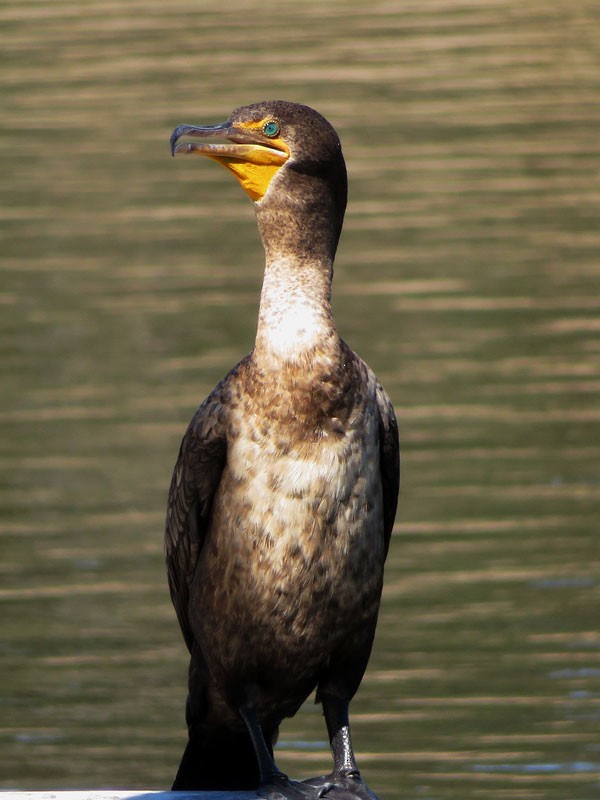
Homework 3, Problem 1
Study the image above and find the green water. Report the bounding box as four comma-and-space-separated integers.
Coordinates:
1, 1, 599, 798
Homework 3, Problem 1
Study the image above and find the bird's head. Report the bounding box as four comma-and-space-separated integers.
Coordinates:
171, 101, 348, 261
171, 100, 346, 200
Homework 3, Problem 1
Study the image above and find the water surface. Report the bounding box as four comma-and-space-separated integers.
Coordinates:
1, 2, 599, 798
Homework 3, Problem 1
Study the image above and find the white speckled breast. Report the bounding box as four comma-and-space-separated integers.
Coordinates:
192, 385, 385, 712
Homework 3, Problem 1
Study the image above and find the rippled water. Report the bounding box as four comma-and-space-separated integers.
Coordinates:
1, 1, 599, 798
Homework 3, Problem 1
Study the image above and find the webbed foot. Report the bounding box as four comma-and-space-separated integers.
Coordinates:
301, 773, 381, 800
258, 772, 322, 800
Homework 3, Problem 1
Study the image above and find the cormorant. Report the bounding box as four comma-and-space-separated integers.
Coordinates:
166, 101, 399, 799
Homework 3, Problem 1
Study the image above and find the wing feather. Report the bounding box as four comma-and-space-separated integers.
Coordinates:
374, 379, 400, 558
165, 390, 227, 653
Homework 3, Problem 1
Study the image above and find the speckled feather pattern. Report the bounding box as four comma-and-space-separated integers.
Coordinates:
166, 341, 398, 736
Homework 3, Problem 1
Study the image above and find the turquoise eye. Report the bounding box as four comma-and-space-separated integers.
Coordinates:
263, 120, 280, 138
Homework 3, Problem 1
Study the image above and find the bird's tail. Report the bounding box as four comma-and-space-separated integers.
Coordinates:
172, 728, 264, 790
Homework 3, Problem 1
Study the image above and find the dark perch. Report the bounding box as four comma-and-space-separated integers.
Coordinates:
166, 101, 400, 800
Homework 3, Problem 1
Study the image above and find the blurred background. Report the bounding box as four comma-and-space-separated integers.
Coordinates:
1, 1, 599, 798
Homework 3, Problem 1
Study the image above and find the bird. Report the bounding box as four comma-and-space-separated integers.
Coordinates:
166, 101, 399, 799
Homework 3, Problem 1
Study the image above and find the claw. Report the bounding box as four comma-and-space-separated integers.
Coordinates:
317, 783, 335, 797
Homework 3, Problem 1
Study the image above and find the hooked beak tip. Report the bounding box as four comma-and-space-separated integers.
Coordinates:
169, 124, 192, 157
170, 121, 232, 158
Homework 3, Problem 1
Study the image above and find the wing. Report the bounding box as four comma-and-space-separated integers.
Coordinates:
374, 379, 400, 559
165, 389, 227, 654
342, 344, 400, 561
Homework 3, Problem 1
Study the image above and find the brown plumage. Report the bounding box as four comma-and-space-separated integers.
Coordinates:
166, 101, 399, 798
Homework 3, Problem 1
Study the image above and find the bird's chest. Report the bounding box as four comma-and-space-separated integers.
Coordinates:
201, 400, 383, 627
228, 403, 378, 547
191, 389, 385, 702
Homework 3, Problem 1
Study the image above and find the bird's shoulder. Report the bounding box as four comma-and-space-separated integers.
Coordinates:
340, 341, 396, 422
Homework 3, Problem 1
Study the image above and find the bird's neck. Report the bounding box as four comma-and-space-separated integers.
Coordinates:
251, 167, 346, 369
253, 254, 339, 367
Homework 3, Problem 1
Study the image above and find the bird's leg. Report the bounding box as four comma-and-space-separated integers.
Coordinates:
238, 704, 287, 785
239, 705, 318, 800
240, 705, 321, 800
301, 694, 380, 799
322, 694, 360, 780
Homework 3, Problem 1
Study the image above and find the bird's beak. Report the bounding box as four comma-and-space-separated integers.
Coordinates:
170, 120, 289, 202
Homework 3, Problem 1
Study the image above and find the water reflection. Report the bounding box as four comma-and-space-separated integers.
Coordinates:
471, 762, 600, 774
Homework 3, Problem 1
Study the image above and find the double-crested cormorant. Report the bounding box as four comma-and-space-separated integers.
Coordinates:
166, 101, 399, 798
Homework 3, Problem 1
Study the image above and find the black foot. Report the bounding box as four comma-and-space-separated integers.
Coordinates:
301, 773, 381, 800
259, 773, 321, 800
